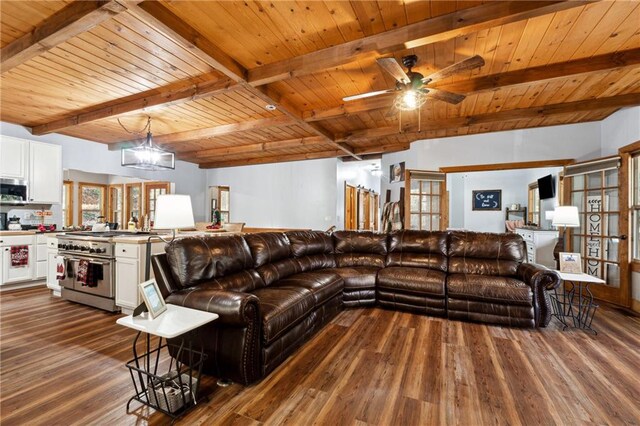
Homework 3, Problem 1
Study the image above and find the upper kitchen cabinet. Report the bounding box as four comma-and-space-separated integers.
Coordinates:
0, 136, 28, 180
29, 141, 62, 204
0, 136, 62, 204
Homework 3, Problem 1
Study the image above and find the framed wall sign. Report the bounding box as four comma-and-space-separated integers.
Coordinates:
472, 190, 502, 211
389, 162, 405, 183
139, 279, 167, 319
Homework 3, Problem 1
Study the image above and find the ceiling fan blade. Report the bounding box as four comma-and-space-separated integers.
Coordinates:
377, 57, 411, 84
422, 88, 466, 105
343, 89, 395, 102
422, 55, 485, 83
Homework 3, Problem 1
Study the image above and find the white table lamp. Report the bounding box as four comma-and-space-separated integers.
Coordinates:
552, 206, 580, 228
153, 194, 195, 239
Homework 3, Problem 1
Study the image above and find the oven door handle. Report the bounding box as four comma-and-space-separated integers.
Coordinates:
89, 261, 111, 266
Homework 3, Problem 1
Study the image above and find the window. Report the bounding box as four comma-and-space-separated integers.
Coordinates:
632, 153, 640, 261
78, 183, 106, 225
108, 185, 123, 227
408, 171, 445, 231
218, 186, 230, 223
125, 183, 142, 223
145, 182, 170, 223
528, 182, 540, 225
62, 181, 73, 227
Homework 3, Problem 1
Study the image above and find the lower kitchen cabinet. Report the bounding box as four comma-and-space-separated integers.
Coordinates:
1, 235, 36, 285
115, 241, 165, 314
46, 236, 61, 295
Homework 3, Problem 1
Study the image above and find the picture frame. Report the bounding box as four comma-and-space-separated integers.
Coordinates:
472, 189, 502, 211
559, 252, 583, 274
139, 279, 167, 319
389, 162, 405, 183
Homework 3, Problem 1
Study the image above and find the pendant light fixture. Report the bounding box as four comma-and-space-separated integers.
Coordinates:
120, 117, 175, 171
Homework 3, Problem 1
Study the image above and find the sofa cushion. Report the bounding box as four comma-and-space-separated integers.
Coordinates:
448, 231, 524, 276
273, 271, 343, 305
256, 258, 302, 286
295, 254, 337, 272
377, 266, 446, 296
447, 274, 532, 306
333, 231, 388, 255
334, 253, 385, 268
244, 233, 292, 268
386, 230, 448, 271
285, 230, 333, 257
324, 266, 379, 289
165, 235, 254, 289
251, 286, 315, 345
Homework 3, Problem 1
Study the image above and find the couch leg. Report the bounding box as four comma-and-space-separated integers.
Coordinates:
217, 378, 233, 387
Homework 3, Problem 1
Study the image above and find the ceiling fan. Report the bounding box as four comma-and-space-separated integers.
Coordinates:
343, 54, 485, 110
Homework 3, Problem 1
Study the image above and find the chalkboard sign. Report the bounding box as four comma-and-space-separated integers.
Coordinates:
472, 190, 502, 211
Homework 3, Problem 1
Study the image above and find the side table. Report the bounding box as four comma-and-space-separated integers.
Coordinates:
117, 304, 218, 422
550, 271, 604, 334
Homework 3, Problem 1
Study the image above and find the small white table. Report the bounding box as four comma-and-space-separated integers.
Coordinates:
551, 271, 604, 334
117, 304, 218, 421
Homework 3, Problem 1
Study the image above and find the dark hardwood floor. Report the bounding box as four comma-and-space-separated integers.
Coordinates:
1, 286, 639, 425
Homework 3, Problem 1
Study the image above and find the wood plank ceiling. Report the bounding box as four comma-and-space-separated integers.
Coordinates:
1, 0, 639, 168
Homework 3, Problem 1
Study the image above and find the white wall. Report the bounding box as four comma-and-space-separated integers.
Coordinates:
381, 120, 602, 202
336, 159, 381, 229
600, 106, 640, 156
206, 158, 338, 230
447, 167, 563, 232
0, 121, 207, 222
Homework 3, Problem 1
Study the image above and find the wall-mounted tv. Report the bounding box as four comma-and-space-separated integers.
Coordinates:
538, 174, 555, 199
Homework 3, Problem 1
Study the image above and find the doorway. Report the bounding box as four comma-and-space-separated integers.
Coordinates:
344, 183, 357, 230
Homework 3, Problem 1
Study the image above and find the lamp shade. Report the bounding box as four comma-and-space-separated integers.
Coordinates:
552, 206, 580, 227
153, 194, 194, 230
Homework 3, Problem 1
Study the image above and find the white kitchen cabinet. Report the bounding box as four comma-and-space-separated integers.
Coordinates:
2, 243, 35, 285
29, 141, 62, 204
46, 236, 61, 294
115, 241, 165, 313
0, 136, 29, 180
515, 228, 559, 269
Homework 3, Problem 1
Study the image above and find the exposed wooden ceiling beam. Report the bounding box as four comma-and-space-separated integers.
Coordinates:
1, 0, 139, 74
337, 93, 640, 142
128, 1, 246, 82
341, 154, 383, 162
177, 136, 327, 159
32, 74, 237, 135
127, 0, 360, 160
247, 1, 590, 86
199, 149, 344, 169
431, 47, 640, 94
304, 47, 640, 122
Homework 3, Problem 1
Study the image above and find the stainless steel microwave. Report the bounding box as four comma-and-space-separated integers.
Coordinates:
0, 178, 28, 205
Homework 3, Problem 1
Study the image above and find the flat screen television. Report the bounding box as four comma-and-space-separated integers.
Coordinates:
538, 174, 555, 199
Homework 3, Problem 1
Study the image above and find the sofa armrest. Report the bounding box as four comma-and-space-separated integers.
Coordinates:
516, 263, 561, 327
166, 286, 260, 327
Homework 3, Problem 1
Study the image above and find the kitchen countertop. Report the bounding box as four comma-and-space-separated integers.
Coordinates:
0, 230, 62, 236
111, 230, 241, 244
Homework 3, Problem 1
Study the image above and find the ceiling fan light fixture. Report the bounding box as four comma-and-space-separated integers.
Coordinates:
395, 89, 427, 111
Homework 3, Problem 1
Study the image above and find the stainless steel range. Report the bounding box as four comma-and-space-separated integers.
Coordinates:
58, 231, 154, 312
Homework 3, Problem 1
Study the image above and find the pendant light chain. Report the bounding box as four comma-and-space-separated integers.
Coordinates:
117, 116, 151, 136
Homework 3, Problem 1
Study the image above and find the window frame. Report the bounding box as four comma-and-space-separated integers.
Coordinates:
631, 151, 640, 261
77, 182, 107, 226
405, 170, 447, 231
144, 181, 171, 223
528, 182, 540, 225
125, 182, 143, 223
62, 180, 74, 227
107, 184, 124, 227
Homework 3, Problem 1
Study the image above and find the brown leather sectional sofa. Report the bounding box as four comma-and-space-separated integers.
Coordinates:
151, 230, 559, 385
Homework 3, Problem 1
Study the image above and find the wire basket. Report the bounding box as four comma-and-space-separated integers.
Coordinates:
146, 372, 198, 414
